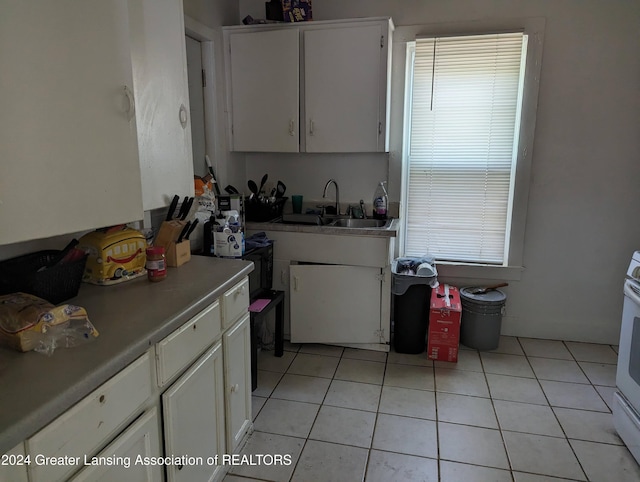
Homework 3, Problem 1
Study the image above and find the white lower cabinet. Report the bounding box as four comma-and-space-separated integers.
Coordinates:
162, 343, 226, 482
223, 313, 252, 452
290, 264, 383, 344
0, 443, 29, 482
70, 408, 162, 482
27, 353, 153, 482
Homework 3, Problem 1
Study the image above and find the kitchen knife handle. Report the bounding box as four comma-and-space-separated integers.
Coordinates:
166, 195, 180, 221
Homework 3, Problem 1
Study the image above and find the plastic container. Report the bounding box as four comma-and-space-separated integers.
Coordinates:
391, 256, 439, 354
372, 181, 388, 220
459, 287, 507, 350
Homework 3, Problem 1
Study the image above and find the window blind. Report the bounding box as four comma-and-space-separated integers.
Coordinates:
405, 33, 527, 264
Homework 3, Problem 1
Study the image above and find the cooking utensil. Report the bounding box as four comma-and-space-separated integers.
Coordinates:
204, 155, 221, 197
225, 185, 240, 195
248, 180, 258, 196
180, 197, 194, 220
184, 219, 198, 240
275, 180, 286, 198
258, 174, 268, 195
176, 196, 189, 219
469, 283, 509, 294
177, 221, 191, 243
166, 195, 180, 221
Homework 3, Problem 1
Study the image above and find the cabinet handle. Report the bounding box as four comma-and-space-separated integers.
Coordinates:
293, 276, 299, 291
281, 269, 286, 285
309, 120, 314, 136
378, 121, 383, 136
123, 85, 135, 122
289, 119, 295, 136
236, 285, 246, 296
179, 104, 188, 129
230, 383, 239, 393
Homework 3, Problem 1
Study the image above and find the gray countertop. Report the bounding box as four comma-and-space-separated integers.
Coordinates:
245, 218, 399, 238
0, 256, 253, 455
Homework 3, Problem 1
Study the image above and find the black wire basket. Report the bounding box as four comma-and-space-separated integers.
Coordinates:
244, 197, 288, 222
0, 250, 88, 304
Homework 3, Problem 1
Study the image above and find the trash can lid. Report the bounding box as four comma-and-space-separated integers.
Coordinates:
460, 287, 507, 304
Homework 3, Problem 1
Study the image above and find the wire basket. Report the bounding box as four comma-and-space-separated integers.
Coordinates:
0, 250, 88, 304
245, 197, 288, 222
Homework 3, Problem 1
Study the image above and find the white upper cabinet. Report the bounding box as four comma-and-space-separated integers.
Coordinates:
224, 17, 393, 153
0, 0, 143, 245
128, 0, 194, 210
302, 23, 390, 153
228, 29, 299, 152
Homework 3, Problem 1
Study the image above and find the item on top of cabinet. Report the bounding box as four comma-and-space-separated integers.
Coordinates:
275, 180, 287, 198
372, 181, 388, 220
0, 246, 88, 305
245, 196, 288, 222
78, 226, 147, 285
0, 292, 98, 354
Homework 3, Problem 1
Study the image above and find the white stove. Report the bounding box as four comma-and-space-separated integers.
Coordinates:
614, 251, 640, 462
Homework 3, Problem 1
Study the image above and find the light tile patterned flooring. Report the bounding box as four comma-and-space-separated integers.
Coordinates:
224, 337, 640, 482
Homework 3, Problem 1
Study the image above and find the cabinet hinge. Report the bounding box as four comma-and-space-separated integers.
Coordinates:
202, 69, 206, 88
376, 273, 385, 282
380, 35, 384, 48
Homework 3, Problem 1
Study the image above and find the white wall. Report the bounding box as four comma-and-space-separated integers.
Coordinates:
239, 0, 640, 343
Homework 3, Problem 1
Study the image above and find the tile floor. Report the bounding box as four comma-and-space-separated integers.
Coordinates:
224, 337, 640, 482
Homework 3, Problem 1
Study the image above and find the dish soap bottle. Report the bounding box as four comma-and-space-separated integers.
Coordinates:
372, 181, 388, 220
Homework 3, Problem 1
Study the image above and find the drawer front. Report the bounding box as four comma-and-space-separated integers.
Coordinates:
27, 353, 153, 482
222, 278, 249, 329
156, 300, 221, 386
0, 443, 28, 482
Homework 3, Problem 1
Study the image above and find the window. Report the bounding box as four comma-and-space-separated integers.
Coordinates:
402, 32, 529, 265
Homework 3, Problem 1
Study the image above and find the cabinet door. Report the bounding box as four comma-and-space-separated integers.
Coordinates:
70, 408, 162, 482
128, 0, 194, 210
223, 313, 252, 451
228, 29, 299, 152
0, 443, 28, 482
0, 0, 143, 245
163, 343, 225, 482
272, 258, 291, 337
290, 264, 382, 344
303, 23, 386, 152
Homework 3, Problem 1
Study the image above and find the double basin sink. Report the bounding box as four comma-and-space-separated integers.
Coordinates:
279, 213, 392, 229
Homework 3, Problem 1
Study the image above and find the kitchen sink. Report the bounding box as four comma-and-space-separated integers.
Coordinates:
278, 213, 393, 229
329, 218, 390, 228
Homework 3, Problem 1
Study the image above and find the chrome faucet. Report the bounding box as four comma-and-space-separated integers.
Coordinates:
322, 179, 340, 216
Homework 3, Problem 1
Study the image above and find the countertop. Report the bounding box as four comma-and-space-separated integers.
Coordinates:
0, 256, 253, 455
245, 218, 399, 238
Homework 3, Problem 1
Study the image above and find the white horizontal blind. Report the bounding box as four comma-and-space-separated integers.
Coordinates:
405, 33, 527, 264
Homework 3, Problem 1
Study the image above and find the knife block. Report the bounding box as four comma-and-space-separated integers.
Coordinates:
166, 240, 191, 267
154, 220, 187, 250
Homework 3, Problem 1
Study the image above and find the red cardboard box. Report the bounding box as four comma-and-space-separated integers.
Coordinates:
427, 284, 462, 362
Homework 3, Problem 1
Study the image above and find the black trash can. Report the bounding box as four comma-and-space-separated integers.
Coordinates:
392, 257, 438, 354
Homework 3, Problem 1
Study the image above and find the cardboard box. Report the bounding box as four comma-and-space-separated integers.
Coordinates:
427, 284, 462, 362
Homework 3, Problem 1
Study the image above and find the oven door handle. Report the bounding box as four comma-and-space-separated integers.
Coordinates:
624, 279, 640, 305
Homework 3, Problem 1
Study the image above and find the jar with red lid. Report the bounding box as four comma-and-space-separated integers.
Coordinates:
146, 246, 167, 282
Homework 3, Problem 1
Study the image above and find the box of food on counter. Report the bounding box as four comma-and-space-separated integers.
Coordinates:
427, 284, 461, 362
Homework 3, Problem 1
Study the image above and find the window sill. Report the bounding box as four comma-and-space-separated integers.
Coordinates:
435, 262, 524, 281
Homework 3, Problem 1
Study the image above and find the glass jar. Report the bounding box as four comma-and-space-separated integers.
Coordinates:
146, 246, 167, 282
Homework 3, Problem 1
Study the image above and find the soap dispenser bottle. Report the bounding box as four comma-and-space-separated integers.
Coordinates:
373, 181, 388, 220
